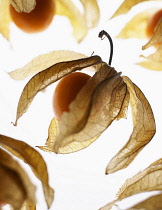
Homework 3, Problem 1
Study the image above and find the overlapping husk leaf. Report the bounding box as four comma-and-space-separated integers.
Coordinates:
0, 135, 54, 209
105, 76, 156, 174
13, 53, 155, 173
38, 61, 155, 173
39, 65, 127, 154
138, 44, 162, 71
111, 0, 161, 18
18, 200, 36, 210
128, 193, 162, 210
9, 50, 91, 80
13, 55, 102, 126
0, 147, 36, 210
100, 158, 162, 210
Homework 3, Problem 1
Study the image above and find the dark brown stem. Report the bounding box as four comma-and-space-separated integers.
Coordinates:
98, 30, 113, 66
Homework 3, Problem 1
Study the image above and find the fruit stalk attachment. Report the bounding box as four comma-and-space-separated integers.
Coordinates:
98, 30, 113, 66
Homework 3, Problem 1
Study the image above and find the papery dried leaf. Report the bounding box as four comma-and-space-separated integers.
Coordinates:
115, 89, 130, 120
80, 0, 100, 28
142, 20, 162, 49
14, 55, 102, 125
99, 200, 117, 210
0, 0, 10, 40
55, 0, 88, 42
20, 200, 36, 210
0, 165, 26, 210
52, 64, 128, 154
38, 117, 100, 154
138, 58, 162, 70
38, 118, 59, 153
106, 76, 156, 174
111, 0, 160, 18
39, 64, 117, 153
128, 193, 162, 210
9, 50, 89, 80
138, 44, 162, 71
100, 159, 162, 210
150, 158, 162, 167
116, 160, 162, 201
0, 148, 36, 210
117, 9, 154, 39
0, 135, 54, 209
10, 0, 36, 12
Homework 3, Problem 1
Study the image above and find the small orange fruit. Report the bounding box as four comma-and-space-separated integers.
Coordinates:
52, 72, 91, 120
146, 9, 162, 38
10, 0, 55, 33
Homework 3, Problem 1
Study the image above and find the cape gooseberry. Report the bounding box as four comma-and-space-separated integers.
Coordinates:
10, 0, 55, 33
52, 72, 91, 120
146, 9, 162, 38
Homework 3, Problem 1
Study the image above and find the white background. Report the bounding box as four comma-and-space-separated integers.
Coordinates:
1, 0, 162, 209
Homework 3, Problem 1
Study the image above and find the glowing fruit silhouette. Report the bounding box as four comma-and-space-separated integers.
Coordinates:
53, 72, 91, 120
146, 9, 162, 38
10, 0, 55, 33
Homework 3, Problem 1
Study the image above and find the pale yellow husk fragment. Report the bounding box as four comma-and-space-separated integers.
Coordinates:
138, 44, 162, 71
0, 0, 11, 40
9, 50, 90, 80
111, 0, 161, 18
80, 0, 100, 28
10, 0, 36, 12
55, 0, 88, 42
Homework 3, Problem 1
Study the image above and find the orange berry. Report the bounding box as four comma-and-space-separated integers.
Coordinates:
10, 0, 55, 33
146, 9, 162, 38
53, 72, 91, 120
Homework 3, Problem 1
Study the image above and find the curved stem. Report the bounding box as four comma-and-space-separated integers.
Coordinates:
98, 30, 113, 66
